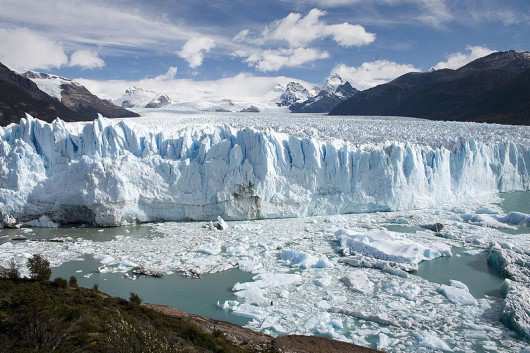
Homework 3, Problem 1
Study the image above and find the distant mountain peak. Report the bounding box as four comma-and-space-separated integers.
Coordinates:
277, 81, 312, 107
459, 50, 530, 73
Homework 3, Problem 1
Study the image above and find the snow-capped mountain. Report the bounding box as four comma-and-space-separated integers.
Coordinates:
107, 77, 317, 113
277, 82, 314, 107
116, 87, 161, 108
289, 74, 358, 113
22, 70, 139, 119
145, 94, 171, 108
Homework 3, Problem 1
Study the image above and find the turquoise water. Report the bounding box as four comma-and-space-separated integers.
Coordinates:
51, 256, 253, 326
416, 248, 505, 298
0, 224, 151, 244
499, 191, 530, 214
497, 191, 530, 234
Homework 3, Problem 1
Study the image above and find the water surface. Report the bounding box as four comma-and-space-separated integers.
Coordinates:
416, 248, 504, 298
52, 256, 253, 326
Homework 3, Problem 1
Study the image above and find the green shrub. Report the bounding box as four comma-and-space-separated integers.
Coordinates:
53, 277, 67, 288
7, 258, 19, 280
68, 276, 78, 288
27, 254, 51, 281
129, 292, 142, 305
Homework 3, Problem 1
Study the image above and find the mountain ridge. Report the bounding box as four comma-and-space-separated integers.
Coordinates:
330, 50, 530, 125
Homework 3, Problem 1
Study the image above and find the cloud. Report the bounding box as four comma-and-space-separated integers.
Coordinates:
260, 8, 375, 48
240, 47, 329, 72
0, 28, 68, 71
76, 70, 315, 107
153, 66, 178, 80
298, 0, 453, 27
234, 8, 374, 72
432, 46, 495, 70
69, 49, 105, 69
332, 60, 419, 90
0, 0, 230, 53
178, 37, 216, 68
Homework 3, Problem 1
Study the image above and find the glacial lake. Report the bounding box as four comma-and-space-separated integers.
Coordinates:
51, 256, 253, 326
1, 190, 528, 329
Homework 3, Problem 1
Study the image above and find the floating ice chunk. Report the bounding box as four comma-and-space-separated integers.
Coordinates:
417, 331, 453, 351
216, 216, 228, 230
234, 273, 302, 292
501, 279, 530, 341
279, 249, 333, 269
438, 280, 478, 306
462, 213, 517, 229
24, 215, 59, 228
340, 270, 374, 294
2, 215, 18, 229
336, 229, 451, 264
497, 212, 530, 227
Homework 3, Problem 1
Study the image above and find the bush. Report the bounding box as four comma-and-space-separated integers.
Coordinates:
53, 277, 67, 288
68, 276, 78, 288
7, 258, 19, 280
129, 292, 142, 305
27, 254, 51, 281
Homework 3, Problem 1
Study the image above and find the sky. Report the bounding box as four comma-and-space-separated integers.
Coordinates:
0, 0, 529, 91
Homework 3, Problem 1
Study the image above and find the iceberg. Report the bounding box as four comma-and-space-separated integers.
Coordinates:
0, 114, 529, 226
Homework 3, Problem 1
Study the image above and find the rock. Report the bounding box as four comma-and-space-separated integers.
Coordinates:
420, 223, 444, 232
145, 94, 171, 108
131, 266, 163, 278
240, 105, 260, 113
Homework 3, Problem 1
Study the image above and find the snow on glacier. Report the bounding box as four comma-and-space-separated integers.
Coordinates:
0, 112, 529, 226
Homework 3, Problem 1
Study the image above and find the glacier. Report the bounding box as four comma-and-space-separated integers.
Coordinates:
0, 113, 529, 226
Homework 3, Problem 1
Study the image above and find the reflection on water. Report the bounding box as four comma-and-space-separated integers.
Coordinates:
52, 256, 253, 326
416, 248, 504, 298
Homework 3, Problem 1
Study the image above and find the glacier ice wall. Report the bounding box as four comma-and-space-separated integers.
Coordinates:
0, 116, 529, 226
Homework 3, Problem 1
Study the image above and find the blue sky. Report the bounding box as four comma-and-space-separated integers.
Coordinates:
0, 0, 529, 88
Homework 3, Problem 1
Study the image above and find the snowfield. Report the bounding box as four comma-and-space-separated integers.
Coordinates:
0, 112, 529, 226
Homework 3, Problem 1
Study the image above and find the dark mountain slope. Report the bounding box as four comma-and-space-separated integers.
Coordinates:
0, 63, 81, 125
0, 63, 139, 126
330, 51, 530, 125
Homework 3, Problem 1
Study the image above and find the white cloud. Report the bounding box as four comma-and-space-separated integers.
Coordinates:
69, 49, 105, 69
432, 46, 495, 70
332, 60, 419, 90
261, 8, 375, 48
299, 0, 453, 27
153, 66, 178, 81
76, 71, 315, 108
178, 37, 216, 68
0, 28, 68, 71
0, 0, 232, 53
241, 47, 329, 72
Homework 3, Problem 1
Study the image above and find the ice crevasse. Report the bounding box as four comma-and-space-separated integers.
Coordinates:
0, 115, 529, 226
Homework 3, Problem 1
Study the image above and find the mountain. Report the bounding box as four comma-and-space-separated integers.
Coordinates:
277, 82, 313, 107
116, 86, 172, 109
0, 63, 86, 125
330, 50, 530, 125
24, 71, 139, 119
290, 74, 358, 113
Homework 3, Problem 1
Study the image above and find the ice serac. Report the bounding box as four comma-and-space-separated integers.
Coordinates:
0, 115, 529, 226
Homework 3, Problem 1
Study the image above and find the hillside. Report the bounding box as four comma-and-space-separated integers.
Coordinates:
0, 278, 378, 353
0, 64, 138, 126
330, 51, 530, 125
